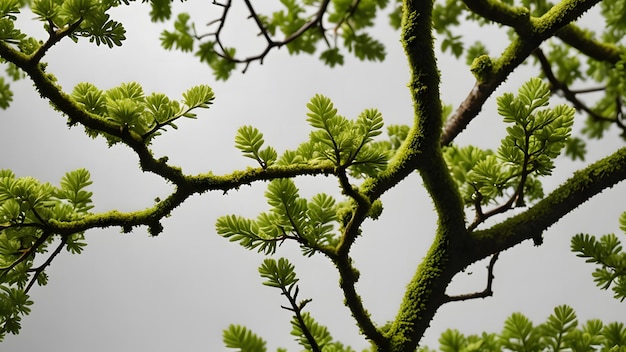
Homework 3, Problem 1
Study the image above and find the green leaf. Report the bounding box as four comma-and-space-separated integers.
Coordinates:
144, 92, 177, 124
66, 233, 87, 254
2, 287, 32, 316
517, 77, 550, 112
0, 0, 20, 20
571, 231, 626, 301
439, 329, 467, 352
441, 32, 463, 58
320, 47, 345, 67
149, 0, 172, 22
258, 257, 298, 289
265, 178, 306, 220
55, 168, 94, 213
106, 81, 144, 101
307, 193, 337, 228
235, 125, 265, 162
343, 32, 385, 61
564, 137, 586, 161
223, 324, 267, 352
106, 98, 145, 125
602, 322, 626, 349
208, 47, 237, 81
539, 305, 578, 351
72, 82, 106, 115
160, 13, 194, 52
215, 215, 277, 254
0, 18, 25, 45
500, 312, 540, 351
60, 0, 100, 22
306, 94, 338, 131
0, 77, 12, 110
82, 13, 126, 48
619, 211, 626, 234
258, 147, 277, 168
31, 0, 61, 21
356, 108, 384, 142
182, 84, 214, 110
291, 312, 333, 350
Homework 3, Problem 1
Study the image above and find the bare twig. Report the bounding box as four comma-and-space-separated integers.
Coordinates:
279, 284, 321, 352
25, 236, 67, 292
533, 48, 615, 123
444, 252, 499, 302
203, 0, 333, 71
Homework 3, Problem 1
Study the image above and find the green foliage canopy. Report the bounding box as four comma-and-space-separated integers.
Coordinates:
0, 0, 625, 350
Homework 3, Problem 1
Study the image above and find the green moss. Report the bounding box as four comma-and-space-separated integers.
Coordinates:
470, 55, 494, 82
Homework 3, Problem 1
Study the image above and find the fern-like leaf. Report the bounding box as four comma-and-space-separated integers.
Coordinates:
223, 324, 267, 352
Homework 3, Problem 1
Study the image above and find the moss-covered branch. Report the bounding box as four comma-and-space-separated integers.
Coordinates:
380, 0, 469, 348
556, 24, 625, 64
442, 0, 602, 145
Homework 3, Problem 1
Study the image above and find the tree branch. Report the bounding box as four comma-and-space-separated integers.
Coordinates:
30, 19, 84, 63
444, 252, 499, 303
441, 0, 603, 146
555, 24, 624, 65
533, 48, 617, 123
209, 0, 332, 70
25, 236, 67, 292
279, 285, 321, 352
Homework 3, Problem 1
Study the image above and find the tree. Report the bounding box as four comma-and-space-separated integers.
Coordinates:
0, 0, 625, 350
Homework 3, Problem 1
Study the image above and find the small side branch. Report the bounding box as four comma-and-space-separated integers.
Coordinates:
209, 0, 332, 71
533, 48, 615, 122
444, 252, 499, 303
31, 19, 84, 63
25, 236, 67, 292
279, 285, 321, 352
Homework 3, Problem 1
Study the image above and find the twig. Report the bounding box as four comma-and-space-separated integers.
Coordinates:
444, 252, 499, 302
205, 0, 333, 71
279, 284, 321, 352
533, 48, 615, 123
25, 236, 68, 292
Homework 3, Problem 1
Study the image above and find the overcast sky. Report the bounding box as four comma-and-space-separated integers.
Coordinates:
1, 1, 625, 351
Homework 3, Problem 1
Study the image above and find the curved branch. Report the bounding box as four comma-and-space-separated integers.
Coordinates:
210, 0, 332, 69
533, 48, 620, 126
442, 0, 603, 146
444, 252, 499, 303
31, 19, 84, 63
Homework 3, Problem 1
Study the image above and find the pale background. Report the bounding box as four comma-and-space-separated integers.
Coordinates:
1, 1, 625, 351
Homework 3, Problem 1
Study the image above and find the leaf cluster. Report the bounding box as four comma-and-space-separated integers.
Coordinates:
234, 94, 395, 178
445, 78, 574, 212
0, 0, 26, 109
31, 0, 126, 47
571, 211, 626, 302
432, 305, 626, 352
303, 94, 387, 177
497, 78, 574, 176
71, 81, 214, 145
216, 179, 339, 257
222, 95, 406, 256
0, 168, 93, 340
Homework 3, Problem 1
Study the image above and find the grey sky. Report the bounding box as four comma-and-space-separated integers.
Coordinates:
1, 2, 625, 351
